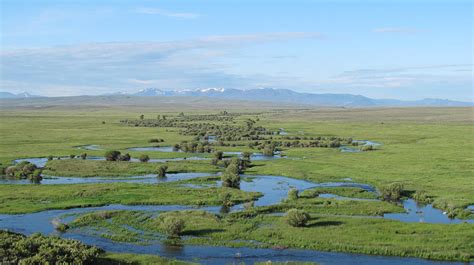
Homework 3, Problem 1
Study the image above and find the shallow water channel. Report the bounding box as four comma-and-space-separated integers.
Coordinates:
13, 156, 209, 168
0, 199, 469, 264
339, 140, 382, 153
125, 147, 284, 161
13, 150, 281, 168
2, 156, 472, 264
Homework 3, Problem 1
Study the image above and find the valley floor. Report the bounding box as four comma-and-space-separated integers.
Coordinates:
0, 104, 473, 264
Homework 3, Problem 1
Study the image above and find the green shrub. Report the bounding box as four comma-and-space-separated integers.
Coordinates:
263, 146, 275, 156
214, 151, 223, 160
0, 230, 103, 264
69, 154, 76, 159
52, 219, 69, 232
105, 150, 121, 161
242, 151, 252, 161
360, 145, 374, 151
286, 209, 310, 227
31, 169, 43, 180
221, 172, 240, 188
0, 165, 5, 176
220, 192, 234, 207
157, 165, 168, 177
4, 161, 41, 180
379, 183, 404, 201
80, 153, 87, 160
139, 154, 150, 162
173, 144, 180, 151
161, 216, 185, 238
119, 153, 131, 161
47, 155, 54, 161
288, 188, 299, 200
413, 190, 432, 204
149, 138, 164, 143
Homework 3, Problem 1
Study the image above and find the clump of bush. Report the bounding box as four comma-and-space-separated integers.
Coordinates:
119, 153, 131, 161
360, 145, 374, 151
285, 209, 310, 227
149, 138, 165, 143
157, 165, 168, 177
413, 190, 432, 204
220, 192, 234, 207
105, 150, 121, 161
379, 183, 404, 201
262, 145, 275, 156
214, 151, 223, 160
161, 216, 185, 238
52, 219, 69, 232
221, 158, 241, 189
104, 151, 132, 161
0, 230, 103, 264
241, 151, 252, 169
288, 188, 299, 200
139, 154, 150, 162
221, 172, 240, 188
80, 153, 87, 160
4, 161, 42, 181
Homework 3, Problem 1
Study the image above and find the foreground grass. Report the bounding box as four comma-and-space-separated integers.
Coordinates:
2, 108, 470, 210
0, 183, 260, 214
99, 253, 193, 265
44, 159, 219, 177
69, 210, 474, 262
1, 106, 473, 262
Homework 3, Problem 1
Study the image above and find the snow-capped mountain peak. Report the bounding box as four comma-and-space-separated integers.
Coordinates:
133, 88, 166, 96
0, 91, 42, 99
196, 88, 226, 93
106, 87, 473, 107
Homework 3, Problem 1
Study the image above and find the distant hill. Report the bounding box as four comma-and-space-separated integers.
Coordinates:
0, 91, 42, 99
128, 88, 472, 107
1, 88, 471, 107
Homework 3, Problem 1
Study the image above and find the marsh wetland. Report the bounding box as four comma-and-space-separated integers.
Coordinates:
0, 103, 473, 264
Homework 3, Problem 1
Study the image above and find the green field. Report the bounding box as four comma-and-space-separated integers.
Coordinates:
0, 99, 473, 262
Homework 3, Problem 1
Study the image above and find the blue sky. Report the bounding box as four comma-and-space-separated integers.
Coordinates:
1, 0, 472, 100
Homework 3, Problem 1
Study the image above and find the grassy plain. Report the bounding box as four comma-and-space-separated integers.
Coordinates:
70, 210, 473, 261
0, 97, 473, 261
0, 183, 260, 214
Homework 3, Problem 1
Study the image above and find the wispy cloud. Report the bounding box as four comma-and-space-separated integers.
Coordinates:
324, 64, 473, 90
372, 27, 422, 34
338, 64, 473, 77
135, 7, 199, 19
0, 32, 321, 96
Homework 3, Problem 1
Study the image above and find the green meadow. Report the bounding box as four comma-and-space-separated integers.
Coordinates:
0, 99, 473, 262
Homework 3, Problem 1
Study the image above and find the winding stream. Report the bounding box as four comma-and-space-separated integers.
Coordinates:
125, 147, 284, 161
2, 154, 473, 264
0, 172, 218, 185
13, 156, 209, 168
0, 200, 468, 265
340, 140, 382, 153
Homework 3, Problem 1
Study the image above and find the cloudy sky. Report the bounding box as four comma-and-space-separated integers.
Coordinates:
1, 0, 472, 100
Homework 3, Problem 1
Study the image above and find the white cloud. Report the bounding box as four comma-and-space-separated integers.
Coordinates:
135, 7, 199, 19
0, 32, 321, 96
319, 64, 473, 93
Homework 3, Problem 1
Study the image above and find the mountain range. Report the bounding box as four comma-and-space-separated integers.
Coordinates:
1, 88, 472, 107
0, 91, 42, 99
128, 88, 472, 107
